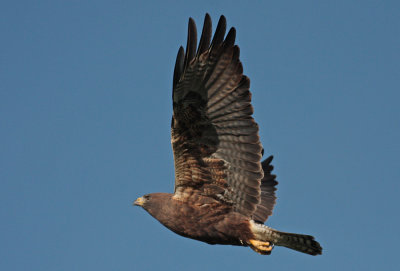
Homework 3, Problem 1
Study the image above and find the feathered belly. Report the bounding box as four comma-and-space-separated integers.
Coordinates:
160, 203, 254, 246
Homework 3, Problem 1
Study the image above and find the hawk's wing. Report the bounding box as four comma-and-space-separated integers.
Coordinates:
171, 14, 264, 218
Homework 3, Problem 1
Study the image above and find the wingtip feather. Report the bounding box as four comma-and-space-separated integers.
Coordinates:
223, 27, 236, 48
211, 15, 227, 49
173, 46, 185, 88
184, 17, 197, 70
197, 13, 212, 57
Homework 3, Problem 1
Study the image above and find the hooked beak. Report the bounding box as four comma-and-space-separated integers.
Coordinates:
133, 197, 145, 206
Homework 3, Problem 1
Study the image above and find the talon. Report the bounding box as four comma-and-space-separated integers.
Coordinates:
249, 239, 274, 255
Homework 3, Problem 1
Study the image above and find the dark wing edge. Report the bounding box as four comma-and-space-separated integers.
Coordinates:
252, 155, 278, 223
171, 14, 264, 218
173, 14, 212, 91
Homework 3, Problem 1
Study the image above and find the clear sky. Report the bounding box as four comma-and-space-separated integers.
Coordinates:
1, 1, 399, 270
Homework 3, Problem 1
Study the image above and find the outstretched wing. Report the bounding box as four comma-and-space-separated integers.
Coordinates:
252, 156, 278, 223
171, 14, 264, 218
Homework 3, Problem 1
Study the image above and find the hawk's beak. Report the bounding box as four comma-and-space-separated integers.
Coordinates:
133, 197, 144, 206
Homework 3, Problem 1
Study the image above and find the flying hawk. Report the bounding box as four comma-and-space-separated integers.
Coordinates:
134, 14, 322, 256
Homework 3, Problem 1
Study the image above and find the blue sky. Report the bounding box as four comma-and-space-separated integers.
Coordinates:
1, 1, 399, 270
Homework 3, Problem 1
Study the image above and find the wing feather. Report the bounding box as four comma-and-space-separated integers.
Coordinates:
184, 18, 197, 71
196, 14, 212, 57
210, 15, 226, 48
252, 156, 278, 223
173, 47, 185, 88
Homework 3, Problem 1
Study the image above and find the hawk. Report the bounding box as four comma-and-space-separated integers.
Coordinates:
134, 14, 322, 256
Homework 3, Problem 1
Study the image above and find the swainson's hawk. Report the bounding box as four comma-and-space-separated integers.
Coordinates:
134, 14, 322, 256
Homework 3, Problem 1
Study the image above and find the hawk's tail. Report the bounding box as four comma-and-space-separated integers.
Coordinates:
249, 221, 322, 255
272, 230, 322, 255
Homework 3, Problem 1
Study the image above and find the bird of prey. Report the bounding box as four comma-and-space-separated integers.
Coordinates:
134, 14, 322, 256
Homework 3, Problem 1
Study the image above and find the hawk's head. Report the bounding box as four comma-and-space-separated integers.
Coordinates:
133, 194, 152, 208
133, 193, 172, 211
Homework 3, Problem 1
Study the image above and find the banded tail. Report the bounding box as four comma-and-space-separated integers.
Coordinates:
249, 220, 322, 255
272, 230, 322, 255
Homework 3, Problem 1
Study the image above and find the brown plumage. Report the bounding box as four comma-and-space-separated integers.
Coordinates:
134, 14, 322, 256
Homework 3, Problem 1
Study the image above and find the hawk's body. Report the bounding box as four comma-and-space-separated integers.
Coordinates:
134, 14, 322, 256
141, 193, 253, 246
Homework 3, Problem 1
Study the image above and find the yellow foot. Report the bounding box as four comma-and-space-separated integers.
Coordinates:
249, 239, 274, 255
